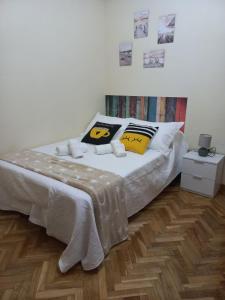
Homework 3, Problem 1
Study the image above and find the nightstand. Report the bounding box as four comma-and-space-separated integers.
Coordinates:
181, 150, 224, 198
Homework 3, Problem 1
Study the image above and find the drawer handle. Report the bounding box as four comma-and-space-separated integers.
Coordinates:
193, 175, 202, 180
194, 160, 204, 165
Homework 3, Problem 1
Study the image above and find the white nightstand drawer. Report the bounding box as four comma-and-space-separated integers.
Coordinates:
182, 158, 217, 180
181, 173, 215, 197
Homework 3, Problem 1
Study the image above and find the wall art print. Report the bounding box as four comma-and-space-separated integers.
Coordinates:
143, 49, 165, 68
119, 42, 133, 66
134, 10, 149, 39
158, 14, 176, 44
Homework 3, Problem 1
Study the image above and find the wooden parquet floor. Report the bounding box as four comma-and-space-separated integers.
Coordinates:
0, 184, 225, 300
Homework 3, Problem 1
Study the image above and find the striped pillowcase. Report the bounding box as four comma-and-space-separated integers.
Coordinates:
125, 123, 158, 139
120, 123, 159, 154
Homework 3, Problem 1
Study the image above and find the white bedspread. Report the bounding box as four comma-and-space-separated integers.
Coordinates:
0, 132, 187, 272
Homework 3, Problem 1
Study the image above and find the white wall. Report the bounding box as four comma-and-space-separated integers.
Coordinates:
0, 0, 105, 154
105, 0, 225, 183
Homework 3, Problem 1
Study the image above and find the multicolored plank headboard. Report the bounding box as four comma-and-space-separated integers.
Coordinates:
106, 96, 188, 132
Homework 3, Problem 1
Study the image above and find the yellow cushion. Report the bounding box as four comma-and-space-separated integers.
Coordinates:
120, 132, 150, 154
120, 123, 158, 154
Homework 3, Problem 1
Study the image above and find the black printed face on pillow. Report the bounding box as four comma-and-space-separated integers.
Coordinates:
81, 121, 121, 145
120, 123, 158, 154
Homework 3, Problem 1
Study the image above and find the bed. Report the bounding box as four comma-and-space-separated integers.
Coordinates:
0, 96, 188, 272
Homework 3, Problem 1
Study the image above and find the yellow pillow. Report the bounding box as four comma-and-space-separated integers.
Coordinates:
120, 123, 158, 154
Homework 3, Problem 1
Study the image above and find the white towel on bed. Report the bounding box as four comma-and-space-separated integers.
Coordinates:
68, 140, 84, 159
111, 140, 127, 157
68, 140, 88, 154
70, 145, 83, 159
56, 145, 69, 156
95, 144, 113, 155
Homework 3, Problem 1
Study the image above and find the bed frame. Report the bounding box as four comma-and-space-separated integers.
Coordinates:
106, 95, 188, 132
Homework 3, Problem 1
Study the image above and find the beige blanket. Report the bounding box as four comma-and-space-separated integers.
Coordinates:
0, 150, 128, 254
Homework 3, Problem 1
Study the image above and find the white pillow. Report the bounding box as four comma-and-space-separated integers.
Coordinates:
128, 118, 184, 152
83, 112, 130, 140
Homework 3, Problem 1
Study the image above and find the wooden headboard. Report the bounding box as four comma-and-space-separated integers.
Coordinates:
106, 95, 188, 132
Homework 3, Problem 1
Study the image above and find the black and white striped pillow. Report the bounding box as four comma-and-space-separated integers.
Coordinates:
125, 123, 158, 139
120, 122, 159, 154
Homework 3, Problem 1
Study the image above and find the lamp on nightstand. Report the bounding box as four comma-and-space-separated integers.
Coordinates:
198, 134, 212, 157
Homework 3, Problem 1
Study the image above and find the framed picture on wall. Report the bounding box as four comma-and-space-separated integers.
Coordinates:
134, 10, 149, 39
158, 14, 176, 44
143, 49, 165, 68
119, 42, 133, 66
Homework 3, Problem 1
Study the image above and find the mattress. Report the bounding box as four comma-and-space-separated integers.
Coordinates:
34, 140, 164, 177
0, 132, 188, 272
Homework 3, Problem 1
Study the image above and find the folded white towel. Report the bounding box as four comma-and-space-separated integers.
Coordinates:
56, 145, 69, 156
68, 140, 88, 154
111, 140, 127, 157
68, 140, 84, 159
70, 144, 83, 159
114, 143, 126, 157
95, 144, 113, 155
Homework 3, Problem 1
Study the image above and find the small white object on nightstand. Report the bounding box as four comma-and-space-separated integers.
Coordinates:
181, 150, 224, 198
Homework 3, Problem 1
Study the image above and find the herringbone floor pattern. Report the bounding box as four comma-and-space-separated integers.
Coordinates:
0, 184, 225, 300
